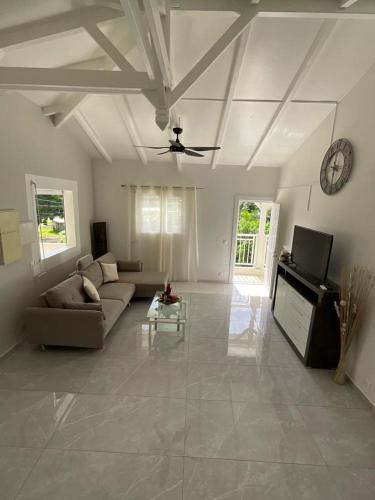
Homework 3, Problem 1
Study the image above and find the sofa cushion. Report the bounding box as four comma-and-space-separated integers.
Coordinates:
80, 261, 103, 289
101, 298, 125, 335
64, 301, 104, 318
43, 275, 86, 309
100, 262, 119, 283
118, 271, 168, 298
83, 276, 101, 303
98, 282, 135, 304
76, 254, 94, 271
96, 252, 117, 266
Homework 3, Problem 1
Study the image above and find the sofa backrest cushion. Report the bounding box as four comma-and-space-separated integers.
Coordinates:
42, 275, 86, 308
79, 261, 103, 289
96, 252, 117, 266
76, 254, 94, 271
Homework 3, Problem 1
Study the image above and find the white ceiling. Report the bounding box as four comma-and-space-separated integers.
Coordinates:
1, 1, 375, 168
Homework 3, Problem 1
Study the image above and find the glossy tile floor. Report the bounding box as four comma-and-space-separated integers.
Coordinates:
1, 283, 375, 499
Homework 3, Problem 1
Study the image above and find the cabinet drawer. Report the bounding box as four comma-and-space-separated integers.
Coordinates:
289, 289, 314, 317
289, 304, 312, 330
284, 316, 309, 356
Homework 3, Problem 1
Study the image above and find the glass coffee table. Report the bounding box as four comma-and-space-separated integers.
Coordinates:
146, 293, 187, 340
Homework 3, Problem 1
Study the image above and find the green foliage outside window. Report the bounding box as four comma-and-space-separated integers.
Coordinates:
237, 202, 271, 235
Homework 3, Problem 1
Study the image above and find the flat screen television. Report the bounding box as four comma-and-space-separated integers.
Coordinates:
291, 225, 333, 283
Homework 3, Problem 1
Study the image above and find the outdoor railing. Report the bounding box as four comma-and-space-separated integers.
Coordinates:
235, 234, 257, 267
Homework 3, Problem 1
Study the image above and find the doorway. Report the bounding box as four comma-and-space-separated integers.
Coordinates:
229, 198, 280, 297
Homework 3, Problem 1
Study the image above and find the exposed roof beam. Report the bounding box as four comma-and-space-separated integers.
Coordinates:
174, 0, 375, 18
169, 6, 257, 107
84, 23, 135, 73
74, 110, 112, 163
114, 95, 148, 165
53, 94, 90, 127
0, 67, 153, 93
211, 26, 252, 170
143, 0, 173, 86
120, 0, 172, 130
246, 19, 337, 171
341, 0, 360, 7
119, 0, 155, 79
0, 6, 123, 49
61, 56, 108, 71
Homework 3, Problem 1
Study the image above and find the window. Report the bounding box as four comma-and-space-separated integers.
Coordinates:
138, 191, 182, 235
25, 174, 80, 272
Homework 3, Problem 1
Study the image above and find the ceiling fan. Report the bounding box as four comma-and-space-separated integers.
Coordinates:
134, 127, 221, 158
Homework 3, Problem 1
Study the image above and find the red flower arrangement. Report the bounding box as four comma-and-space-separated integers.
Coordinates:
158, 283, 181, 305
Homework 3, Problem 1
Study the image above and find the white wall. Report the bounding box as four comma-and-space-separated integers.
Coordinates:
93, 160, 280, 282
0, 93, 94, 356
276, 64, 375, 404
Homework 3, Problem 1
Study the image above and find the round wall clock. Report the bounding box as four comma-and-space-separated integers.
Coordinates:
320, 138, 353, 195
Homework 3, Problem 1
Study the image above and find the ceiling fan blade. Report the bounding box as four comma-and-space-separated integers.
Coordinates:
185, 146, 221, 151
134, 146, 169, 149
184, 149, 204, 158
157, 150, 172, 155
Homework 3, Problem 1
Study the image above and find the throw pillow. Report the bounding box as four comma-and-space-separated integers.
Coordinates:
64, 301, 105, 319
100, 262, 119, 283
82, 276, 100, 303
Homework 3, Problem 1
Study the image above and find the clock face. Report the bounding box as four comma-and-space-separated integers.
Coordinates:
320, 138, 353, 195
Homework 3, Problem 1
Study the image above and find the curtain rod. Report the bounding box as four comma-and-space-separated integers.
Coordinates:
121, 184, 204, 190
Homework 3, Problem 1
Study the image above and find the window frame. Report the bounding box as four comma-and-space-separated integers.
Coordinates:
25, 174, 81, 274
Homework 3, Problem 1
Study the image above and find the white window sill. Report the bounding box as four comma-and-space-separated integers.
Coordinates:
33, 244, 81, 276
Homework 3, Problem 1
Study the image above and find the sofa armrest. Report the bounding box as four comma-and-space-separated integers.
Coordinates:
117, 260, 143, 272
24, 307, 105, 349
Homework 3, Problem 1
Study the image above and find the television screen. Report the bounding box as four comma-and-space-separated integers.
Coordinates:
291, 226, 333, 283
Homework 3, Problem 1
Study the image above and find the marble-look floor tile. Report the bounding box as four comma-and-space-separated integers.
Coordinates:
104, 329, 187, 362
188, 338, 257, 365
296, 369, 370, 409
183, 458, 342, 500
16, 449, 183, 500
185, 399, 238, 459
80, 357, 146, 395
188, 318, 230, 340
299, 405, 375, 467
0, 390, 74, 448
329, 466, 375, 500
0, 350, 98, 392
187, 363, 232, 401
48, 393, 186, 455
0, 447, 42, 500
107, 359, 187, 398
231, 401, 325, 464
229, 365, 301, 403
185, 399, 324, 464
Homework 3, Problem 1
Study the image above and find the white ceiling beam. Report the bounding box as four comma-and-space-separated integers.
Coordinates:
120, 0, 172, 130
53, 94, 91, 127
0, 67, 153, 93
340, 0, 360, 7
74, 109, 112, 163
169, 6, 257, 107
143, 0, 173, 86
60, 56, 108, 71
119, 0, 155, 80
0, 6, 123, 49
114, 95, 148, 165
211, 26, 252, 170
246, 19, 337, 171
84, 23, 135, 73
175, 0, 375, 18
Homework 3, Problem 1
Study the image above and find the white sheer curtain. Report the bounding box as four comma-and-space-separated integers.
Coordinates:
127, 186, 199, 281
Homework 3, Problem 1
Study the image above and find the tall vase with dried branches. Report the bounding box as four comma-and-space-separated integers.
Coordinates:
334, 266, 375, 385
